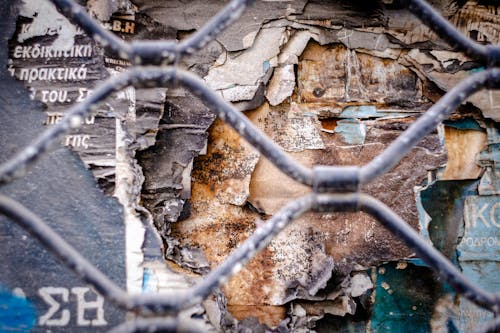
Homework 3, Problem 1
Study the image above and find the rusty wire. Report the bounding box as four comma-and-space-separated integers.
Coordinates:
0, 0, 499, 331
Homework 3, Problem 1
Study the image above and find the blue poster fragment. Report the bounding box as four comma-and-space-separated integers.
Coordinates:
456, 195, 500, 332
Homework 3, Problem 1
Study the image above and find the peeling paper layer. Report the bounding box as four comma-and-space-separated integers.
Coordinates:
204, 27, 286, 101
4, 0, 500, 330
18, 0, 77, 50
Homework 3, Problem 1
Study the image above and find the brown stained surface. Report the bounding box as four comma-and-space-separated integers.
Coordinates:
279, 211, 388, 268
170, 119, 286, 324
192, 118, 260, 206
246, 103, 315, 213
228, 305, 287, 328
315, 116, 446, 231
298, 42, 424, 109
224, 246, 276, 304
442, 126, 486, 180
320, 118, 338, 132
172, 118, 259, 260
248, 154, 312, 214
452, 2, 500, 44
248, 103, 446, 273
171, 42, 447, 325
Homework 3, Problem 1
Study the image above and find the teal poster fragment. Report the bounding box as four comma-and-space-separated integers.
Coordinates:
457, 195, 500, 332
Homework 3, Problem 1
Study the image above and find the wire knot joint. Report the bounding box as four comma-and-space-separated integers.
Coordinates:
312, 166, 360, 193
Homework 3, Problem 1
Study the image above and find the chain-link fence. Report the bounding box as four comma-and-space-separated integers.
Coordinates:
0, 0, 499, 332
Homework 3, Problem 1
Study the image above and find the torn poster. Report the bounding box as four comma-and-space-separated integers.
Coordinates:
1, 0, 499, 332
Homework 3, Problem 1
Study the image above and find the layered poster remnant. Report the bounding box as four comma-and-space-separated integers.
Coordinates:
1, 0, 128, 331
1, 0, 202, 331
0, 0, 499, 332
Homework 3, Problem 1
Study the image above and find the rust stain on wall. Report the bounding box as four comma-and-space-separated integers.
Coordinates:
249, 104, 446, 264
165, 40, 449, 328
298, 43, 427, 113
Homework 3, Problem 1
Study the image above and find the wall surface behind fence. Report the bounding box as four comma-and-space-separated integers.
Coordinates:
0, 0, 499, 332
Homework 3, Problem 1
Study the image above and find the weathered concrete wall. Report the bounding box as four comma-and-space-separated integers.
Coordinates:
1, 0, 499, 332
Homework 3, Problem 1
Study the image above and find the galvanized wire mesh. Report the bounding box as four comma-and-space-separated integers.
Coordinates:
0, 0, 499, 332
